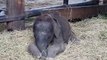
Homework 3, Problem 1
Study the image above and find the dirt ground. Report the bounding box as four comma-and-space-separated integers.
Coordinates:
0, 16, 107, 60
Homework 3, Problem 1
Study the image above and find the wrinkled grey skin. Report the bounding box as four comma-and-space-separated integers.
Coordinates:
33, 15, 54, 58
28, 13, 77, 60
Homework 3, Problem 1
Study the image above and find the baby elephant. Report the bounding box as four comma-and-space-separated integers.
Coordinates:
28, 12, 77, 60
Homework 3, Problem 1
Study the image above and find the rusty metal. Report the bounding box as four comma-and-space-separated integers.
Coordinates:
103, 0, 107, 4
6, 0, 25, 30
47, 4, 107, 20
57, 5, 98, 20
0, 4, 107, 23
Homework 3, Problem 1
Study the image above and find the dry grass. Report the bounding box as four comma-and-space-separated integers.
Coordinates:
0, 23, 6, 32
54, 16, 107, 60
1, 0, 107, 60
25, 0, 63, 10
0, 0, 62, 10
0, 16, 107, 60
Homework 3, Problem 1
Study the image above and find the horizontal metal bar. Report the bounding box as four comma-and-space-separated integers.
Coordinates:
0, 3, 107, 23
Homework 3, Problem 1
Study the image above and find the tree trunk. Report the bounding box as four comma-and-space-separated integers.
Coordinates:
6, 0, 25, 31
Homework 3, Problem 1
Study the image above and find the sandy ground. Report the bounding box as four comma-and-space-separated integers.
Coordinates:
0, 16, 107, 60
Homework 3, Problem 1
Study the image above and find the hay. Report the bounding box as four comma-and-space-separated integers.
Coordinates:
0, 16, 107, 60
25, 0, 63, 10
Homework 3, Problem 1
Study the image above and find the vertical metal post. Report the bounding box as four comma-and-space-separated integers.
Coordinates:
63, 0, 69, 5
6, 0, 25, 31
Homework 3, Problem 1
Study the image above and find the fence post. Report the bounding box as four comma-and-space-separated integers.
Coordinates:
6, 0, 25, 31
63, 0, 68, 5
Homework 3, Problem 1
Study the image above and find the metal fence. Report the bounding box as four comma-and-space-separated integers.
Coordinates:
0, 0, 107, 30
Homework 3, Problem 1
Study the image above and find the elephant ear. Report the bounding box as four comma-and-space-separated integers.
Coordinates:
49, 14, 64, 44
52, 16, 61, 38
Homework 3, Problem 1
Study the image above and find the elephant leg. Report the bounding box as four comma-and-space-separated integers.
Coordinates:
28, 43, 42, 59
47, 43, 66, 58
